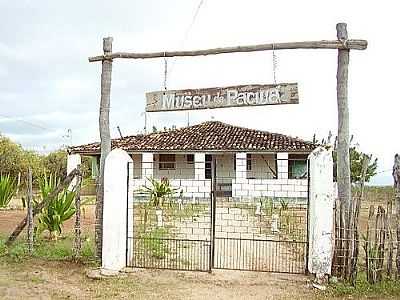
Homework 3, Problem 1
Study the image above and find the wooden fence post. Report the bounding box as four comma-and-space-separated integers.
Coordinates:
73, 169, 83, 259
349, 155, 370, 284
26, 168, 33, 254
95, 37, 113, 261
392, 154, 400, 277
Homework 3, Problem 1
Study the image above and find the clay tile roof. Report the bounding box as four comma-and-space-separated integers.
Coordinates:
68, 121, 316, 155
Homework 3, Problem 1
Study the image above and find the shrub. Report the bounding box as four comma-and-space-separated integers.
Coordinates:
36, 173, 76, 240
0, 174, 17, 208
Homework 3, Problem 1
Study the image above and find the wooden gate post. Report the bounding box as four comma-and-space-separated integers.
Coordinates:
101, 149, 133, 273
96, 37, 113, 260
336, 23, 352, 225
308, 146, 334, 280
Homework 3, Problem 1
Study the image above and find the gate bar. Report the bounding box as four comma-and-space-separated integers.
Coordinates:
209, 156, 217, 272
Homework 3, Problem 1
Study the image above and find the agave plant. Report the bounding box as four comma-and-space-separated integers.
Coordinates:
140, 177, 177, 208
38, 172, 60, 201
0, 174, 17, 208
36, 173, 76, 240
37, 190, 76, 240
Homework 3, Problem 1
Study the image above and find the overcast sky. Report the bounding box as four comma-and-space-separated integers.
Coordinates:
0, 0, 398, 185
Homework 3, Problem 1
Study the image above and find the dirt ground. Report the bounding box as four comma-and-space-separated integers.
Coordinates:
0, 258, 323, 300
0, 206, 320, 300
0, 205, 96, 236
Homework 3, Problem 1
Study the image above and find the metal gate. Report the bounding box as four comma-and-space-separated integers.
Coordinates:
126, 155, 309, 273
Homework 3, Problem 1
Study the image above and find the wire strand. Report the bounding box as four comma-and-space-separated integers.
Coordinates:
0, 114, 50, 131
169, 0, 205, 78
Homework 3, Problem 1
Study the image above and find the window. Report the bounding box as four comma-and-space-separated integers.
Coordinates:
187, 154, 194, 164
205, 154, 212, 179
246, 154, 252, 171
288, 154, 308, 179
159, 154, 175, 170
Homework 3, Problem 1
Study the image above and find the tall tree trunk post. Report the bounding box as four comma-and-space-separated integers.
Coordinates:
336, 23, 352, 278
26, 168, 33, 254
95, 37, 113, 261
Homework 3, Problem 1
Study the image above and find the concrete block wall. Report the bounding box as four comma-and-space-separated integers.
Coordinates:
195, 153, 205, 180
214, 206, 276, 240
277, 153, 289, 179
232, 178, 308, 200
129, 151, 308, 201
130, 177, 308, 200
235, 153, 247, 182
130, 178, 212, 199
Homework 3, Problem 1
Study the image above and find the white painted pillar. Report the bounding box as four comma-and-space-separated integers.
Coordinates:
102, 149, 133, 273
67, 153, 81, 191
308, 146, 334, 278
277, 152, 288, 179
142, 152, 154, 179
233, 153, 247, 198
235, 152, 247, 181
194, 153, 205, 180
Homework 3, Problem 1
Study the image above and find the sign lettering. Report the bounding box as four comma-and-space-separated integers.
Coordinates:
146, 83, 298, 112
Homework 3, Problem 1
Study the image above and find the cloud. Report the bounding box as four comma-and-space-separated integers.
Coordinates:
0, 0, 399, 184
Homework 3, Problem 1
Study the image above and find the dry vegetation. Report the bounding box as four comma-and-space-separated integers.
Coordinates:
0, 188, 400, 299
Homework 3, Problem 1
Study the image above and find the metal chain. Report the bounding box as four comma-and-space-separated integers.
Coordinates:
272, 44, 278, 84
163, 53, 168, 91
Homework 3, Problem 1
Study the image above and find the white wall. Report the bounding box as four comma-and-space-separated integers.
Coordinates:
216, 154, 235, 177
153, 154, 195, 179
129, 152, 308, 200
247, 154, 276, 179
67, 153, 81, 191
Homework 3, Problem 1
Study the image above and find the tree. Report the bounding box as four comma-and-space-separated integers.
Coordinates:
315, 133, 378, 184
0, 134, 25, 178
332, 146, 377, 184
349, 146, 377, 183
42, 150, 67, 178
0, 134, 91, 186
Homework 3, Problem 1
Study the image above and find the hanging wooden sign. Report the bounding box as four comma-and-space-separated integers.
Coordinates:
145, 83, 299, 112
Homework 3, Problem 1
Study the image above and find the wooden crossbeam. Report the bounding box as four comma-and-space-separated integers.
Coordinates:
88, 39, 367, 62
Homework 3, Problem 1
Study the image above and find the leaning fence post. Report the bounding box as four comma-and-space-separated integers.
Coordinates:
73, 168, 83, 259
27, 168, 33, 254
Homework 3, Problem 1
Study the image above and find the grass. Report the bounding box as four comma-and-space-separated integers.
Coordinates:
324, 272, 400, 298
0, 233, 96, 265
141, 227, 170, 259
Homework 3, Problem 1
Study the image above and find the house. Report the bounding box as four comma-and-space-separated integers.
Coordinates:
68, 121, 316, 201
